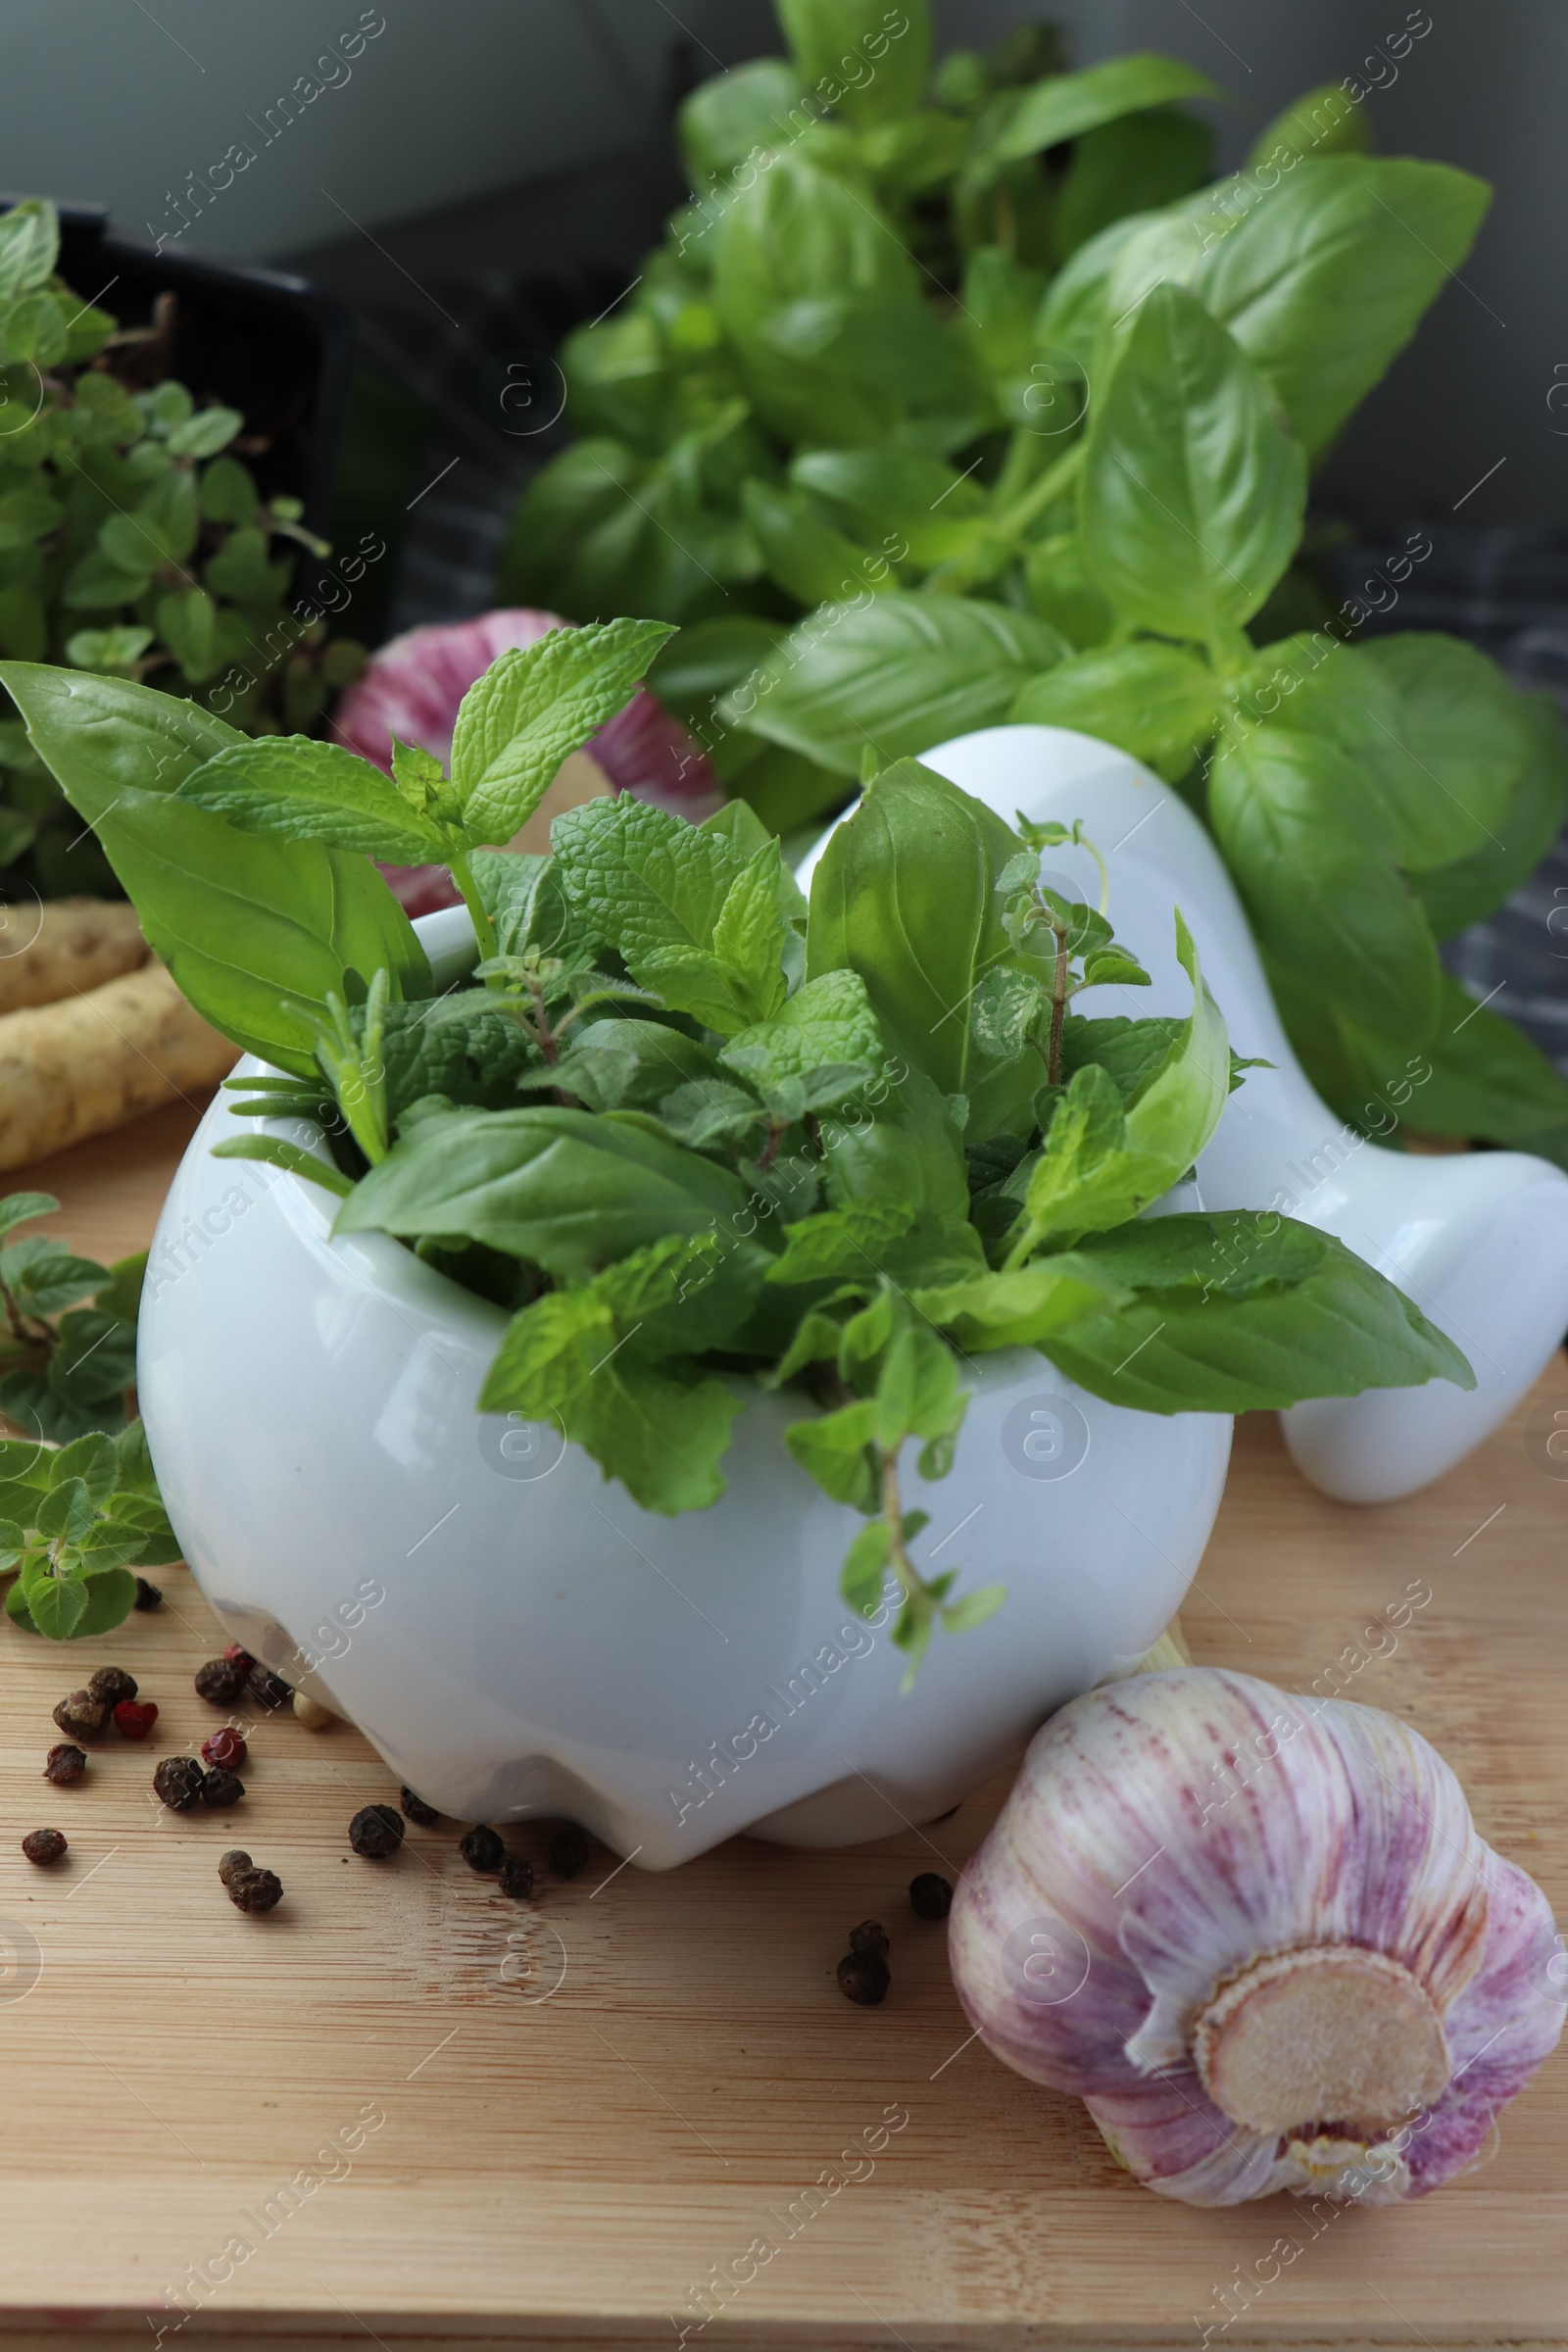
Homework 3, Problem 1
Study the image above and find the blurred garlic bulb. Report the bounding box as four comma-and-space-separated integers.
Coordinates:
950, 1668, 1565, 2206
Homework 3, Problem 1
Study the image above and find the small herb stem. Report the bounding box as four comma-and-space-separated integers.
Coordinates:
879, 1446, 921, 1611
448, 854, 498, 964
1048, 918, 1069, 1087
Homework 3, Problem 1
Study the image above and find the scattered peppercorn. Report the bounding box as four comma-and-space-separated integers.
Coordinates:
153, 1756, 206, 1812
547, 1823, 591, 1880
114, 1699, 159, 1740
459, 1826, 504, 1872
222, 1642, 256, 1678
201, 1727, 246, 1770
228, 1866, 282, 1914
849, 1919, 889, 1957
348, 1803, 404, 1860
292, 1692, 336, 1731
499, 1854, 534, 1900
22, 1829, 67, 1867
87, 1666, 137, 1707
248, 1665, 291, 1713
202, 1767, 245, 1808
217, 1849, 252, 1887
909, 1872, 953, 1921
133, 1578, 163, 1610
401, 1787, 439, 1828
52, 1690, 110, 1742
43, 1743, 86, 1786
837, 1949, 890, 2005
194, 1657, 246, 1705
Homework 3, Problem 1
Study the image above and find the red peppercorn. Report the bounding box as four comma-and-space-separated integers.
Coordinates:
201, 1727, 247, 1769
223, 1642, 256, 1677
43, 1743, 86, 1786
22, 1829, 67, 1867
114, 1699, 159, 1740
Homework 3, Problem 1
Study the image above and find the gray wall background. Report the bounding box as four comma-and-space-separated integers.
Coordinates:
0, 0, 1557, 522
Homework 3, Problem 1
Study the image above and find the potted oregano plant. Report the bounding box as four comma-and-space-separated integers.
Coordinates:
0, 627, 1469, 1858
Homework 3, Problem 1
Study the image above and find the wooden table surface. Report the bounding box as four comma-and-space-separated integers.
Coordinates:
0, 1102, 1563, 2350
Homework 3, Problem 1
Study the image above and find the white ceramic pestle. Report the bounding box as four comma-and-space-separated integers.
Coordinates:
802, 725, 1568, 1503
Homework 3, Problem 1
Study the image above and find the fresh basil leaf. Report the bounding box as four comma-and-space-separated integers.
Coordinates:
1246, 83, 1372, 171
775, 0, 931, 126
1041, 1212, 1474, 1410
174, 736, 444, 864
1054, 108, 1215, 260
1191, 158, 1491, 455
1354, 633, 1535, 870
790, 448, 988, 566
726, 596, 1067, 777
1083, 283, 1306, 643
742, 480, 898, 610
1410, 692, 1567, 939
0, 663, 430, 1073
679, 58, 807, 179
1350, 977, 1568, 1152
807, 759, 1043, 1140
450, 617, 674, 846
909, 1257, 1120, 1350
1012, 641, 1221, 778
982, 53, 1219, 168
1122, 911, 1231, 1168
335, 1105, 749, 1277
1208, 726, 1440, 1041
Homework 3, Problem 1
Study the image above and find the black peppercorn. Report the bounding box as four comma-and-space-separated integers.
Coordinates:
202, 1768, 245, 1808
546, 1823, 591, 1880
837, 1949, 890, 2005
22, 1828, 67, 1867
217, 1849, 253, 1886
909, 1872, 953, 1921
349, 1803, 404, 1860
86, 1666, 137, 1708
459, 1825, 504, 1873
401, 1787, 440, 1828
849, 1919, 889, 1957
499, 1854, 534, 1900
52, 1689, 110, 1742
153, 1755, 206, 1812
133, 1578, 164, 1611
43, 1743, 86, 1786
194, 1657, 246, 1706
228, 1867, 282, 1913
247, 1664, 291, 1713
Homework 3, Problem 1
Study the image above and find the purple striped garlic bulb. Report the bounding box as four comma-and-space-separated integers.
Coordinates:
332, 607, 720, 915
950, 1668, 1565, 2206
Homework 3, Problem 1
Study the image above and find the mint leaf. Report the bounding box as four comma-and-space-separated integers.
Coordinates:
175, 737, 445, 864
784, 1396, 879, 1510
721, 968, 883, 1093
909, 1259, 1123, 1351
554, 794, 741, 969
450, 617, 674, 846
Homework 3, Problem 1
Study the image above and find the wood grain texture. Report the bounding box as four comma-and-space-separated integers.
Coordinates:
0, 1119, 1562, 2346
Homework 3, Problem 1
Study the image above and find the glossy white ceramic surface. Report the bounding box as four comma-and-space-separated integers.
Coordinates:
138, 899, 1231, 1866
835, 724, 1568, 1502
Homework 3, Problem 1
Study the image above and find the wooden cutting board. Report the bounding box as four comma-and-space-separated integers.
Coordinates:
0, 1102, 1563, 2348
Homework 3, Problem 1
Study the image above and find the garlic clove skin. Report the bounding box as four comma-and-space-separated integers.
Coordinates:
949, 1668, 1566, 2206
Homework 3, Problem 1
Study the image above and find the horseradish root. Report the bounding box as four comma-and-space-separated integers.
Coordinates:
0, 958, 238, 1168
0, 897, 146, 1012
949, 1668, 1566, 2205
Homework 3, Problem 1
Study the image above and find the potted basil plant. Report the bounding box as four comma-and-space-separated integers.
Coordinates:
0, 628, 1467, 1862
